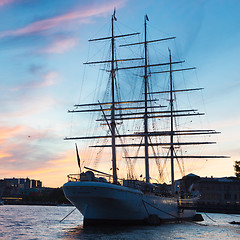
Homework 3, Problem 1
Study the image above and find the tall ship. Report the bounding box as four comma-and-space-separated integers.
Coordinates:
63, 11, 227, 226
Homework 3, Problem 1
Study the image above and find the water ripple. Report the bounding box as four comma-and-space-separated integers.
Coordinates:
0, 205, 239, 239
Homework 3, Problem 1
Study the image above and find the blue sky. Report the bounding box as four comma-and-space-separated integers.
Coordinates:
0, 0, 239, 187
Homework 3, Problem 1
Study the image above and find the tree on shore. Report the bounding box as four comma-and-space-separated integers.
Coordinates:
234, 161, 240, 178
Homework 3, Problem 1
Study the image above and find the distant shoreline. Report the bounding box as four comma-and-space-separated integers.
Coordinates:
2, 203, 73, 206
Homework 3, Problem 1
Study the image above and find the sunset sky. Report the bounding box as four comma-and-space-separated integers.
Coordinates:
0, 0, 240, 187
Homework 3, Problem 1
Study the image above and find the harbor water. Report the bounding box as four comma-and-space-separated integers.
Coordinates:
0, 205, 239, 239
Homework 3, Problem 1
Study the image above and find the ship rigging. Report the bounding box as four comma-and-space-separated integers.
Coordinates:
63, 11, 228, 226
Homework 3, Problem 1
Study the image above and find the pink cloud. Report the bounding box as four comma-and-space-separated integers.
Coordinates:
0, 0, 15, 7
0, 125, 23, 143
0, 91, 57, 120
0, 125, 58, 163
40, 38, 79, 54
37, 71, 59, 87
13, 71, 59, 90
0, 0, 127, 39
0, 129, 77, 187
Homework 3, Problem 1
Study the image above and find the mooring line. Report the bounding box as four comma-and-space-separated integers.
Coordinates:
142, 200, 150, 216
204, 212, 216, 222
143, 199, 179, 219
60, 208, 76, 223
142, 200, 207, 226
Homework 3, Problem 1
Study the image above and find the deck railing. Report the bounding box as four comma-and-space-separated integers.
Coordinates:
67, 173, 114, 183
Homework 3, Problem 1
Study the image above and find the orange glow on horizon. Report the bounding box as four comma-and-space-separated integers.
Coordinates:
0, 0, 239, 189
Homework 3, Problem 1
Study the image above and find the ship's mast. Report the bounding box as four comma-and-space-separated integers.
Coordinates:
111, 11, 117, 184
65, 10, 142, 182
65, 13, 229, 185
144, 15, 150, 183
169, 49, 174, 188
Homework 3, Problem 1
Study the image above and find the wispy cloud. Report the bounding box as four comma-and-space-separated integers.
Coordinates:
13, 71, 59, 90
0, 91, 57, 120
34, 71, 59, 87
0, 125, 23, 143
39, 37, 79, 54
0, 125, 59, 167
0, 0, 127, 39
29, 64, 44, 74
0, 135, 76, 187
0, 0, 16, 7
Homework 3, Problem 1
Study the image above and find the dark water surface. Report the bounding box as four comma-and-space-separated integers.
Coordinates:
0, 205, 239, 239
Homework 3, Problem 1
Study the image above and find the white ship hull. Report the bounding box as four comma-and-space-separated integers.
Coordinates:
63, 181, 197, 226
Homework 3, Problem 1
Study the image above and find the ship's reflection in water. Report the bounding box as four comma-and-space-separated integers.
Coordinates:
62, 217, 240, 240
63, 224, 168, 240
0, 206, 239, 239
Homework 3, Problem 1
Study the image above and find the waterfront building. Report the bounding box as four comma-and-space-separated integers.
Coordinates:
0, 177, 43, 194
36, 180, 42, 188
177, 174, 240, 213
